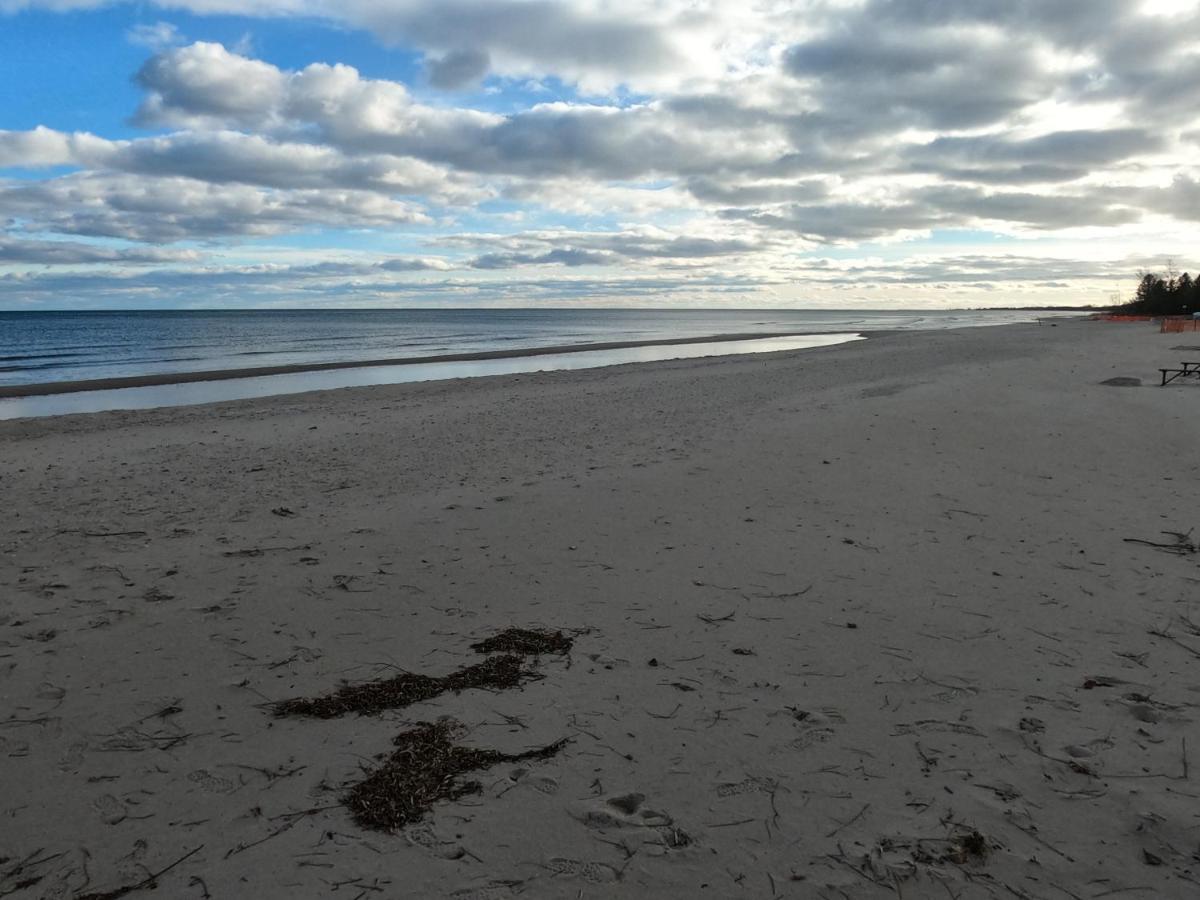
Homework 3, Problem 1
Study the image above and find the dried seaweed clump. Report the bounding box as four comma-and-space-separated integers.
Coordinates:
912, 830, 989, 865
345, 719, 568, 831
273, 654, 532, 719
470, 627, 573, 656
949, 830, 989, 863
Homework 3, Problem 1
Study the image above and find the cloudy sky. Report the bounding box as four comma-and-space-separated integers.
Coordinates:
1, 0, 1199, 309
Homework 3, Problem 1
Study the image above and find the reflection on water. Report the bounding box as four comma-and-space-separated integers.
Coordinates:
0, 333, 863, 420
0, 307, 1053, 388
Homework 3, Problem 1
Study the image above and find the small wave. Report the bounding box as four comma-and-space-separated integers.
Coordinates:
0, 352, 87, 362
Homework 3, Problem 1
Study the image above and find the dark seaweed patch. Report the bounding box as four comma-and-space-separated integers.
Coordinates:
470, 627, 573, 656
345, 719, 568, 831
273, 654, 534, 719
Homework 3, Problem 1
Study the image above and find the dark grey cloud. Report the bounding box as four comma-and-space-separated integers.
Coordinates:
0, 238, 198, 264
439, 229, 773, 266
1146, 176, 1200, 223
721, 183, 1141, 243
426, 48, 491, 90
921, 185, 1141, 230
901, 129, 1163, 185
783, 26, 1049, 135
722, 201, 949, 243
342, 0, 681, 85
0, 173, 428, 242
866, 0, 1134, 41
99, 131, 468, 199
685, 176, 829, 206
470, 248, 613, 269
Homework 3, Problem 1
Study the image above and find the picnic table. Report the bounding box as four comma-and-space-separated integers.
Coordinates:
1160, 361, 1200, 386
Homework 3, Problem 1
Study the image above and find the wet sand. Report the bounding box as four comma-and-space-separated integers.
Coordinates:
2, 319, 1199, 898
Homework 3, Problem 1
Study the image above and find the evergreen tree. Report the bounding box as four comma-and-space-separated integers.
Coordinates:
1120, 269, 1199, 316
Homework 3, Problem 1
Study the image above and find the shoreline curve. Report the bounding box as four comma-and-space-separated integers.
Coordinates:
0, 330, 847, 398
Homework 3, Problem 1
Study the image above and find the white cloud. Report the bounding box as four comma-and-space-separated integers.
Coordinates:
126, 20, 183, 50
1, 172, 430, 241
134, 41, 289, 128
4, 2, 1200, 305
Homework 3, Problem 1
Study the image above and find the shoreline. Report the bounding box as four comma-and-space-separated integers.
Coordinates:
3, 319, 1198, 898
0, 329, 848, 398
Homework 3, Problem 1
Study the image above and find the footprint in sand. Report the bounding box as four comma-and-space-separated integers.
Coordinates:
16, 848, 89, 900
187, 769, 238, 794
449, 882, 521, 900
568, 791, 674, 831
0, 735, 30, 758
546, 858, 620, 883
117, 839, 149, 880
57, 740, 88, 772
93, 793, 127, 825
504, 767, 559, 795
787, 707, 843, 751
716, 775, 777, 798
1129, 704, 1163, 724
405, 824, 467, 860
1063, 737, 1114, 759
527, 775, 560, 795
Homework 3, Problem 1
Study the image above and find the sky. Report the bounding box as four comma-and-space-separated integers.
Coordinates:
1, 0, 1199, 310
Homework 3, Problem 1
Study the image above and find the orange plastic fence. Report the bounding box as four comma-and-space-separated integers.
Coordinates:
1161, 318, 1200, 333
1094, 314, 1156, 322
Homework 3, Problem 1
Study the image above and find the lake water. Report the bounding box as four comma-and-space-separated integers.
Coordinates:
0, 308, 1067, 418
0, 308, 1059, 388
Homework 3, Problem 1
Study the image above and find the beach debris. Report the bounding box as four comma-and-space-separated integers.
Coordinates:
1100, 376, 1142, 386
270, 507, 295, 517
1082, 676, 1124, 689
1147, 626, 1200, 660
944, 829, 989, 864
345, 719, 568, 831
273, 654, 535, 718
850, 827, 991, 887
1123, 529, 1197, 556
470, 627, 573, 656
222, 544, 309, 558
75, 845, 203, 900
0, 849, 68, 897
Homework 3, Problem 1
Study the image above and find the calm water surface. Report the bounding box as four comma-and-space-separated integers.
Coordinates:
0, 308, 1070, 418
0, 308, 1059, 388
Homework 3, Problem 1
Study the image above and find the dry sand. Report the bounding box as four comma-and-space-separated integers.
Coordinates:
1, 319, 1198, 899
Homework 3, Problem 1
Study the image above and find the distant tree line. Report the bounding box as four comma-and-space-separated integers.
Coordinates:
1117, 267, 1200, 316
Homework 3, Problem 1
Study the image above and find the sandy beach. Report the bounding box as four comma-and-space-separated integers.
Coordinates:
2, 319, 1199, 899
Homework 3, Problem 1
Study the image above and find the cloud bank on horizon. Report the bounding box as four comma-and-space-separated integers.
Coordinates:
1, 0, 1199, 308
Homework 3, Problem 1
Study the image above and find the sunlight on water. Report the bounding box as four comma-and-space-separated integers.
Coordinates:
0, 333, 863, 420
